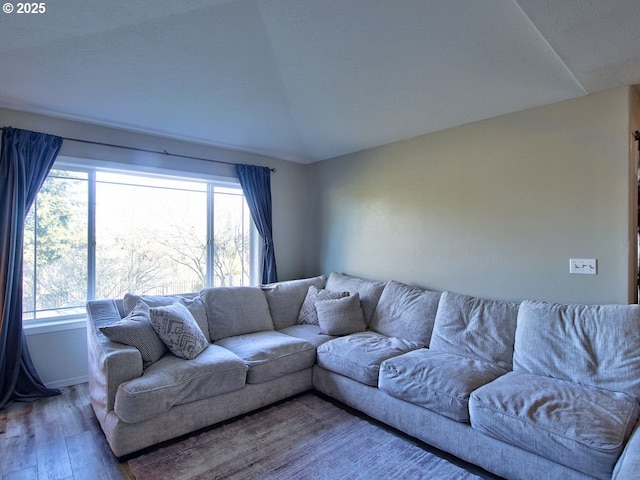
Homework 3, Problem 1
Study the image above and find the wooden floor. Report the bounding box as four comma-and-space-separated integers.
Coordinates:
0, 383, 133, 480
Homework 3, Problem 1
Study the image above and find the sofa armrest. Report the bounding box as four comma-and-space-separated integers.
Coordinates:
86, 299, 143, 422
613, 415, 640, 479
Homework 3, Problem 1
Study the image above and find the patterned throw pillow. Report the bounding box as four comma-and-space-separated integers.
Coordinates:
99, 299, 167, 368
316, 293, 366, 336
297, 286, 349, 325
123, 293, 211, 343
149, 303, 209, 360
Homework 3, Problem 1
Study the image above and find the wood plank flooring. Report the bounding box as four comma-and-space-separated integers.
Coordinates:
0, 384, 133, 480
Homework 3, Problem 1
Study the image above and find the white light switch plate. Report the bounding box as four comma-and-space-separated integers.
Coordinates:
570, 258, 597, 275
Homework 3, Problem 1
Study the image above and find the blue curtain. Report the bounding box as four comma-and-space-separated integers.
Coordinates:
234, 164, 278, 284
1, 127, 63, 408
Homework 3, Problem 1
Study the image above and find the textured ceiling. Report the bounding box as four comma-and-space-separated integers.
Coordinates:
1, 0, 639, 163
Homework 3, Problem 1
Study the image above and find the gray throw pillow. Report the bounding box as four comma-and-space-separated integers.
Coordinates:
316, 293, 366, 336
325, 272, 386, 325
297, 286, 349, 325
99, 299, 167, 368
149, 303, 209, 360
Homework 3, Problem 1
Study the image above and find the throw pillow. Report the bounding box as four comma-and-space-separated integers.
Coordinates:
316, 293, 366, 336
261, 275, 326, 330
149, 302, 209, 360
99, 299, 167, 368
297, 286, 349, 325
123, 293, 210, 343
325, 272, 386, 325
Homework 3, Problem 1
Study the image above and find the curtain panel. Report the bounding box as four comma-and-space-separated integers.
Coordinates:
234, 164, 278, 284
0, 126, 63, 408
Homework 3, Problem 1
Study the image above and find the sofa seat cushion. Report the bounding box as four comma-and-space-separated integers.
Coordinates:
469, 372, 640, 480
278, 324, 336, 348
379, 349, 508, 422
216, 331, 316, 384
316, 331, 422, 386
114, 345, 248, 424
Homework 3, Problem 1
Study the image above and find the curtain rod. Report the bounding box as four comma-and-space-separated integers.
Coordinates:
0, 127, 276, 173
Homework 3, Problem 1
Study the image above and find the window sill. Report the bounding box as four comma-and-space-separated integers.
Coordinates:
23, 317, 87, 335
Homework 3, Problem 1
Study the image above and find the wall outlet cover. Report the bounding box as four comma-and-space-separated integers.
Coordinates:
570, 258, 597, 275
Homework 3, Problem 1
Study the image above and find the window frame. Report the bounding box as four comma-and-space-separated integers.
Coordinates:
23, 156, 258, 328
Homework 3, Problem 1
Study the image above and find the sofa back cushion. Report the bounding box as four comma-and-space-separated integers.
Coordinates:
325, 272, 386, 325
514, 300, 640, 401
261, 275, 326, 329
429, 291, 519, 370
200, 287, 274, 341
369, 280, 441, 345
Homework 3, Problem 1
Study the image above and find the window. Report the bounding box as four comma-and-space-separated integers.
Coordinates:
23, 163, 254, 323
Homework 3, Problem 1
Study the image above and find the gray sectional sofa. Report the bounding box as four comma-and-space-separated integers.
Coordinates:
86, 272, 640, 479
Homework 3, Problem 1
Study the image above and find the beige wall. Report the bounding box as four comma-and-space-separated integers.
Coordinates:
308, 87, 636, 305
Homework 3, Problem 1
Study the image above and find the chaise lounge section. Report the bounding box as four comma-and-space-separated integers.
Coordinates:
86, 272, 640, 479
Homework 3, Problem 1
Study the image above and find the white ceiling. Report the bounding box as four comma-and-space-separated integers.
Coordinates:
1, 0, 639, 163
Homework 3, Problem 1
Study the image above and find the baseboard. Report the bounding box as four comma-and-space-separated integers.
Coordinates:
47, 375, 88, 389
